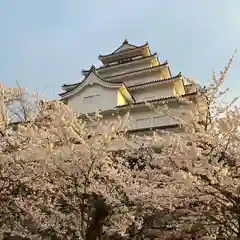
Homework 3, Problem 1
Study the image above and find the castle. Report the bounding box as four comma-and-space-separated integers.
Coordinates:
59, 40, 199, 134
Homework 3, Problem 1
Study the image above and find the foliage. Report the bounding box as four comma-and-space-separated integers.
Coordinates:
0, 51, 240, 239
0, 86, 178, 239
157, 52, 240, 239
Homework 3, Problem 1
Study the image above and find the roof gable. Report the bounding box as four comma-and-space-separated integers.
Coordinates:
113, 40, 137, 54
60, 68, 124, 99
99, 39, 148, 57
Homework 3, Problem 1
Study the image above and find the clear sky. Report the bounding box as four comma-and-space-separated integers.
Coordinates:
0, 0, 239, 99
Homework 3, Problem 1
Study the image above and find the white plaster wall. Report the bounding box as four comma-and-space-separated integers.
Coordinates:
113, 72, 165, 86
129, 110, 178, 130
67, 84, 117, 114
83, 103, 195, 150
87, 106, 186, 131
132, 85, 174, 102
97, 59, 152, 78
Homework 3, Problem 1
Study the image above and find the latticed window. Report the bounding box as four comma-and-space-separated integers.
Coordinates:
83, 94, 100, 105
136, 117, 152, 128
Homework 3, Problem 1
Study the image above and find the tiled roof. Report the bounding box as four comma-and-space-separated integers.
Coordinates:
59, 66, 124, 97
98, 53, 158, 70
116, 92, 197, 108
61, 61, 169, 95
81, 54, 158, 76
104, 61, 168, 80
62, 82, 79, 88
127, 124, 180, 133
128, 73, 182, 90
61, 66, 97, 89
99, 41, 148, 58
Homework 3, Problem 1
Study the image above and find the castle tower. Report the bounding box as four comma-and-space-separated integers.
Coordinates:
60, 40, 197, 133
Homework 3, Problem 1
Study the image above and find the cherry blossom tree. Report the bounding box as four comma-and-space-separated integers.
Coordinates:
0, 84, 185, 239
0, 51, 239, 240
159, 52, 240, 239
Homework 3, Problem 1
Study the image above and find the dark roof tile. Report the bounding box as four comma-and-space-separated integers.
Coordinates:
116, 92, 197, 108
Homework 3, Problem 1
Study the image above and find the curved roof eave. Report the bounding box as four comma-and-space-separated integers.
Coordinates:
104, 61, 168, 80
115, 92, 197, 109
128, 73, 182, 90
59, 69, 126, 99
98, 42, 149, 59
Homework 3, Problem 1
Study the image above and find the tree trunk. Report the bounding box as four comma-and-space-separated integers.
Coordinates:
85, 196, 109, 240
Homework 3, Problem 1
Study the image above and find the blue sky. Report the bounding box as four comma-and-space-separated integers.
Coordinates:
0, 0, 239, 99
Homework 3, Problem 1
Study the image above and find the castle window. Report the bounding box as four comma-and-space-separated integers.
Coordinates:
136, 117, 151, 128
118, 58, 132, 64
153, 116, 165, 126
143, 96, 155, 101
132, 55, 142, 60
83, 94, 100, 105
